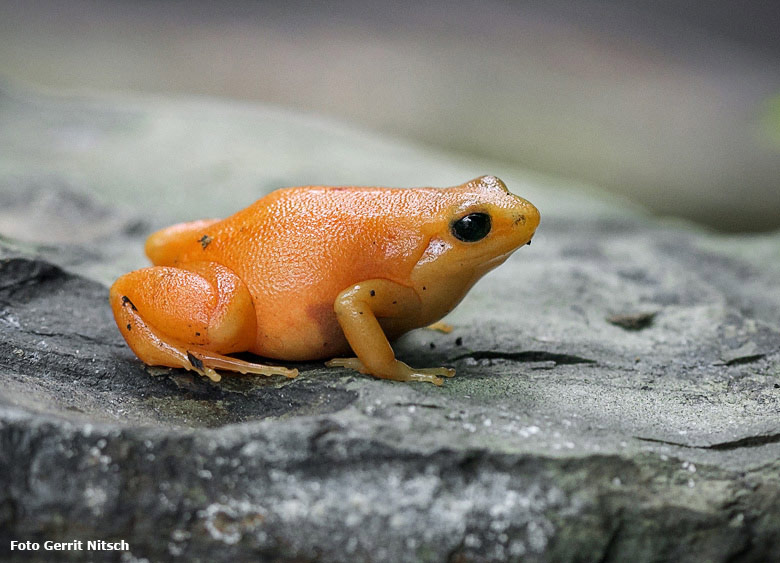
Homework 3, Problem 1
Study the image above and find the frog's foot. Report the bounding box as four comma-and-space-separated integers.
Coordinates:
185, 349, 298, 382
326, 357, 455, 386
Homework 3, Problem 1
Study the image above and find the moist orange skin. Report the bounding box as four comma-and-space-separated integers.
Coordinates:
110, 175, 540, 385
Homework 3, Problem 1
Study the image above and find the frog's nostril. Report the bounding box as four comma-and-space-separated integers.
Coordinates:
514, 214, 526, 226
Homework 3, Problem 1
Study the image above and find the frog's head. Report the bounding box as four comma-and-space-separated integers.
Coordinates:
449, 175, 538, 268
410, 176, 539, 319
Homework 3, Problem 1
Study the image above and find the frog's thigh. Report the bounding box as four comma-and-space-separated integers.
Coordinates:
327, 279, 455, 385
110, 262, 297, 381
111, 261, 255, 352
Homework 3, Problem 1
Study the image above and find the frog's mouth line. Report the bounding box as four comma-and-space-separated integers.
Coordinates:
465, 246, 525, 275
470, 231, 536, 269
480, 250, 516, 269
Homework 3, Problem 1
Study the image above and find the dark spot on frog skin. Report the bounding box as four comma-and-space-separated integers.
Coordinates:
198, 234, 212, 249
195, 332, 201, 336
121, 295, 137, 311
305, 303, 345, 354
187, 351, 204, 370
370, 290, 375, 297
126, 323, 132, 331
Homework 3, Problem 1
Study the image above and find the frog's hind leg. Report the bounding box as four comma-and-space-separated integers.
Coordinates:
110, 261, 298, 381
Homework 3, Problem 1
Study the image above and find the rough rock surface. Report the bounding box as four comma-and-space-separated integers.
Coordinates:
0, 86, 778, 562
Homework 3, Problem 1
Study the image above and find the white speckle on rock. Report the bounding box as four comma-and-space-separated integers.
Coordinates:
278, 498, 308, 522
346, 536, 358, 553
730, 513, 745, 527
120, 553, 150, 563
509, 539, 527, 557
526, 520, 550, 552
170, 529, 190, 542
89, 446, 111, 467
167, 542, 183, 556
84, 486, 107, 516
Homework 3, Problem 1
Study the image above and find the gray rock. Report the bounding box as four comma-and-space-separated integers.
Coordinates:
0, 86, 778, 562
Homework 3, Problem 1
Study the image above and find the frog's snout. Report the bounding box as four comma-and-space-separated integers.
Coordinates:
511, 200, 540, 247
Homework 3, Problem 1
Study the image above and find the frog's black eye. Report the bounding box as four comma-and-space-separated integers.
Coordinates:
451, 212, 491, 242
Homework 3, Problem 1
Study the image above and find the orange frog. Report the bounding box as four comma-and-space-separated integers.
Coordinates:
110, 176, 539, 385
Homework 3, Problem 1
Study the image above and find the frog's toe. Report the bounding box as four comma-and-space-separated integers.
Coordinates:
325, 357, 368, 374
408, 373, 443, 386
187, 349, 298, 380
408, 366, 456, 386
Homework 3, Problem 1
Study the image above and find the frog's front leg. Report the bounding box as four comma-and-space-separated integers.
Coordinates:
326, 279, 455, 385
110, 261, 297, 381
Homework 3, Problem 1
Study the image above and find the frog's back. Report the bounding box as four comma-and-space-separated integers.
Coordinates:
217, 186, 448, 292
146, 186, 441, 271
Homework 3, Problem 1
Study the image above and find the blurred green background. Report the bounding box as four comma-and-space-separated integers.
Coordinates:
1, 0, 778, 231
